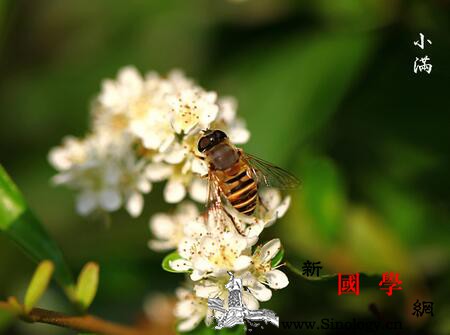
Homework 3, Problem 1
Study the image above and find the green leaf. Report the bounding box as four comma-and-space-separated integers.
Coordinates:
75, 262, 99, 310
161, 251, 190, 273
301, 157, 346, 242
271, 248, 284, 268
24, 260, 54, 313
0, 166, 75, 298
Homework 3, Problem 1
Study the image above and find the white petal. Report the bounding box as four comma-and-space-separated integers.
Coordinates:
163, 143, 187, 164
181, 160, 191, 175
140, 131, 163, 150
164, 179, 186, 203
245, 222, 264, 239
175, 287, 191, 300
149, 213, 176, 239
188, 178, 208, 203
199, 237, 217, 255
224, 232, 248, 254
248, 281, 272, 302
169, 259, 192, 272
183, 217, 207, 238
146, 163, 172, 182
126, 192, 144, 217
175, 299, 195, 318
266, 269, 289, 289
159, 133, 176, 153
51, 172, 72, 185
118, 66, 143, 95
147, 239, 175, 251
177, 314, 203, 332
104, 164, 121, 185
48, 147, 71, 170
233, 255, 252, 271
190, 269, 205, 281
191, 158, 208, 176
259, 238, 281, 263
241, 272, 257, 286
76, 191, 97, 215
99, 189, 122, 211
246, 236, 259, 248
261, 188, 281, 210
178, 238, 196, 259
199, 104, 219, 126
242, 291, 259, 310
218, 97, 237, 123
229, 125, 250, 144
275, 196, 291, 219
137, 177, 152, 193
177, 201, 199, 218
194, 283, 221, 298
193, 256, 214, 272
98, 80, 120, 107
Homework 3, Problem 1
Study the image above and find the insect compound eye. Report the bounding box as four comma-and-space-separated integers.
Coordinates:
198, 130, 227, 152
198, 136, 213, 153
214, 130, 227, 141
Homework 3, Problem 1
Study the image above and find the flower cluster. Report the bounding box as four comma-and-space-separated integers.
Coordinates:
49, 66, 249, 217
49, 66, 291, 332
149, 188, 290, 331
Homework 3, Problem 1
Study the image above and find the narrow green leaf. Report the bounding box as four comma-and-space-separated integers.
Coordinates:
271, 248, 284, 268
286, 262, 382, 288
24, 260, 54, 313
0, 166, 75, 297
75, 262, 99, 310
162, 251, 190, 273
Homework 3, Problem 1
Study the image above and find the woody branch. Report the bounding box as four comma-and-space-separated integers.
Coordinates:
0, 301, 152, 335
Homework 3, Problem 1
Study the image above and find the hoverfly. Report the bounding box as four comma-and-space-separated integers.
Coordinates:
197, 129, 299, 233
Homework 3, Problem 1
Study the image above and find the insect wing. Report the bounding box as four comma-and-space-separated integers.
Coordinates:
242, 152, 300, 189
205, 171, 245, 234
205, 171, 229, 228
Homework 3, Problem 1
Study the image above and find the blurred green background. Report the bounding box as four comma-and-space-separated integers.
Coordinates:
0, 0, 449, 334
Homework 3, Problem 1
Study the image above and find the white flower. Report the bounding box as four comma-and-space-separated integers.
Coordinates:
215, 97, 250, 144
243, 238, 289, 302
143, 95, 249, 205
168, 88, 219, 134
146, 160, 208, 204
258, 188, 291, 227
194, 279, 259, 310
48, 136, 87, 171
148, 201, 200, 251
49, 134, 151, 217
49, 66, 296, 325
174, 287, 211, 332
51, 66, 253, 215
92, 66, 142, 136
173, 226, 253, 281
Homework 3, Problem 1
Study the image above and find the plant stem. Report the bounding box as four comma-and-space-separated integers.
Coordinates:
0, 301, 152, 335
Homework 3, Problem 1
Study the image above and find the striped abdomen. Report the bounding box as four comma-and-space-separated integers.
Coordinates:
223, 166, 258, 216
